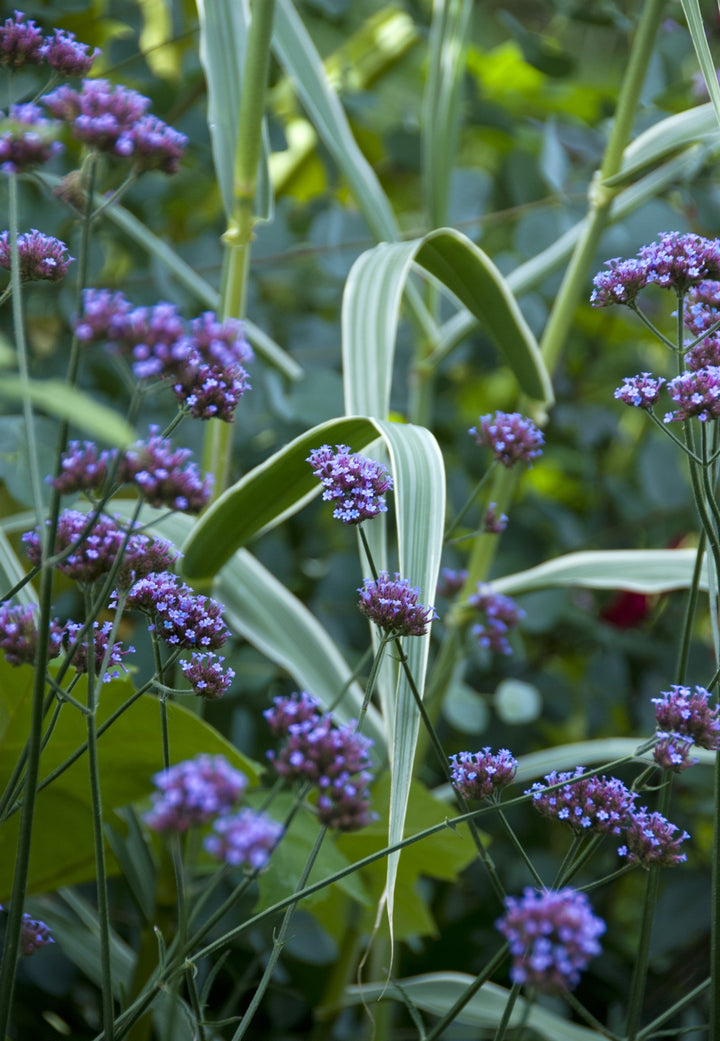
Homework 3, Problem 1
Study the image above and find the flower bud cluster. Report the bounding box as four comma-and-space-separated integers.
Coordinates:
1, 12, 98, 75
468, 584, 524, 656
651, 684, 720, 773
449, 748, 517, 801
307, 444, 393, 524
264, 692, 376, 831
358, 572, 437, 637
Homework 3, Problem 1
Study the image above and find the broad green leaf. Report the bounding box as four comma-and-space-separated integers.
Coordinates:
422, 0, 473, 227
0, 378, 135, 448
680, 0, 720, 130
343, 974, 606, 1040
343, 229, 554, 417
368, 421, 445, 943
216, 549, 385, 748
0, 662, 260, 897
491, 548, 706, 597
195, 0, 272, 221
181, 415, 382, 581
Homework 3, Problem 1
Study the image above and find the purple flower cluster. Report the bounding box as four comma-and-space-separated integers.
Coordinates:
307, 444, 393, 524
205, 809, 284, 869
62, 621, 134, 682
618, 808, 689, 868
118, 429, 213, 513
449, 748, 518, 801
122, 572, 229, 650
614, 373, 665, 409
0, 602, 130, 682
264, 692, 376, 832
145, 755, 247, 832
145, 754, 283, 870
526, 769, 636, 836
358, 572, 437, 637
51, 440, 113, 496
651, 684, 720, 772
664, 367, 720, 423
1, 13, 98, 74
592, 232, 720, 305
496, 887, 605, 993
22, 510, 124, 584
0, 603, 64, 666
468, 584, 524, 656
436, 568, 469, 597
179, 652, 235, 700
43, 80, 186, 173
0, 103, 63, 173
74, 291, 252, 422
0, 229, 73, 282
469, 412, 544, 468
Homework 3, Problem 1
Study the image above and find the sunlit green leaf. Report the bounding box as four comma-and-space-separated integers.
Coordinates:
0, 379, 135, 448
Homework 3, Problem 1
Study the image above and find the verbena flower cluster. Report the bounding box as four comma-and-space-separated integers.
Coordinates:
44, 80, 187, 173
592, 232, 720, 305
121, 572, 230, 651
357, 572, 437, 637
496, 887, 605, 993
265, 692, 376, 831
468, 584, 524, 655
144, 755, 283, 871
74, 291, 252, 422
307, 444, 393, 524
469, 411, 544, 468
526, 766, 689, 867
526, 769, 636, 836
0, 102, 63, 172
651, 684, 720, 773
1, 12, 99, 75
0, 229, 73, 283
449, 748, 517, 801
52, 432, 213, 512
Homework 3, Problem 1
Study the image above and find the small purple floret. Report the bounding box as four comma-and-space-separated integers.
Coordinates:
118, 428, 213, 514
618, 807, 689, 867
469, 411, 544, 468
0, 603, 63, 666
43, 28, 99, 76
0, 103, 63, 173
614, 372, 665, 409
590, 257, 650, 307
307, 444, 393, 524
651, 684, 720, 750
0, 12, 44, 67
0, 229, 73, 283
358, 572, 437, 637
19, 914, 54, 956
639, 232, 720, 293
180, 652, 235, 699
450, 748, 517, 801
62, 620, 134, 682
653, 732, 697, 773
122, 572, 229, 650
22, 510, 125, 584
664, 367, 720, 423
496, 888, 605, 993
526, 768, 636, 835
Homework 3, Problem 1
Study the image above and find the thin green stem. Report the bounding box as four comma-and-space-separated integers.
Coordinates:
675, 531, 706, 685
492, 981, 522, 1041
230, 826, 328, 1040
625, 782, 671, 1041
444, 465, 497, 540
356, 633, 392, 729
630, 304, 678, 351
85, 590, 115, 1040
636, 978, 710, 1040
495, 807, 545, 888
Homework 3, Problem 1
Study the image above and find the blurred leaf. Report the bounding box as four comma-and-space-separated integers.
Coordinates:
0, 415, 57, 508
539, 116, 568, 193
272, 0, 401, 242
492, 548, 706, 596
0, 380, 135, 448
138, 0, 178, 79
195, 0, 272, 221
680, 0, 720, 130
422, 0, 473, 228
343, 974, 606, 1039
0, 662, 260, 897
494, 679, 542, 725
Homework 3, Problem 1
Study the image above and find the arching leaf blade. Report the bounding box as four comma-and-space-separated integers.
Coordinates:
0, 379, 135, 448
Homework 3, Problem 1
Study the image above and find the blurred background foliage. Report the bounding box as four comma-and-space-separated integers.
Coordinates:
2, 0, 720, 1037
